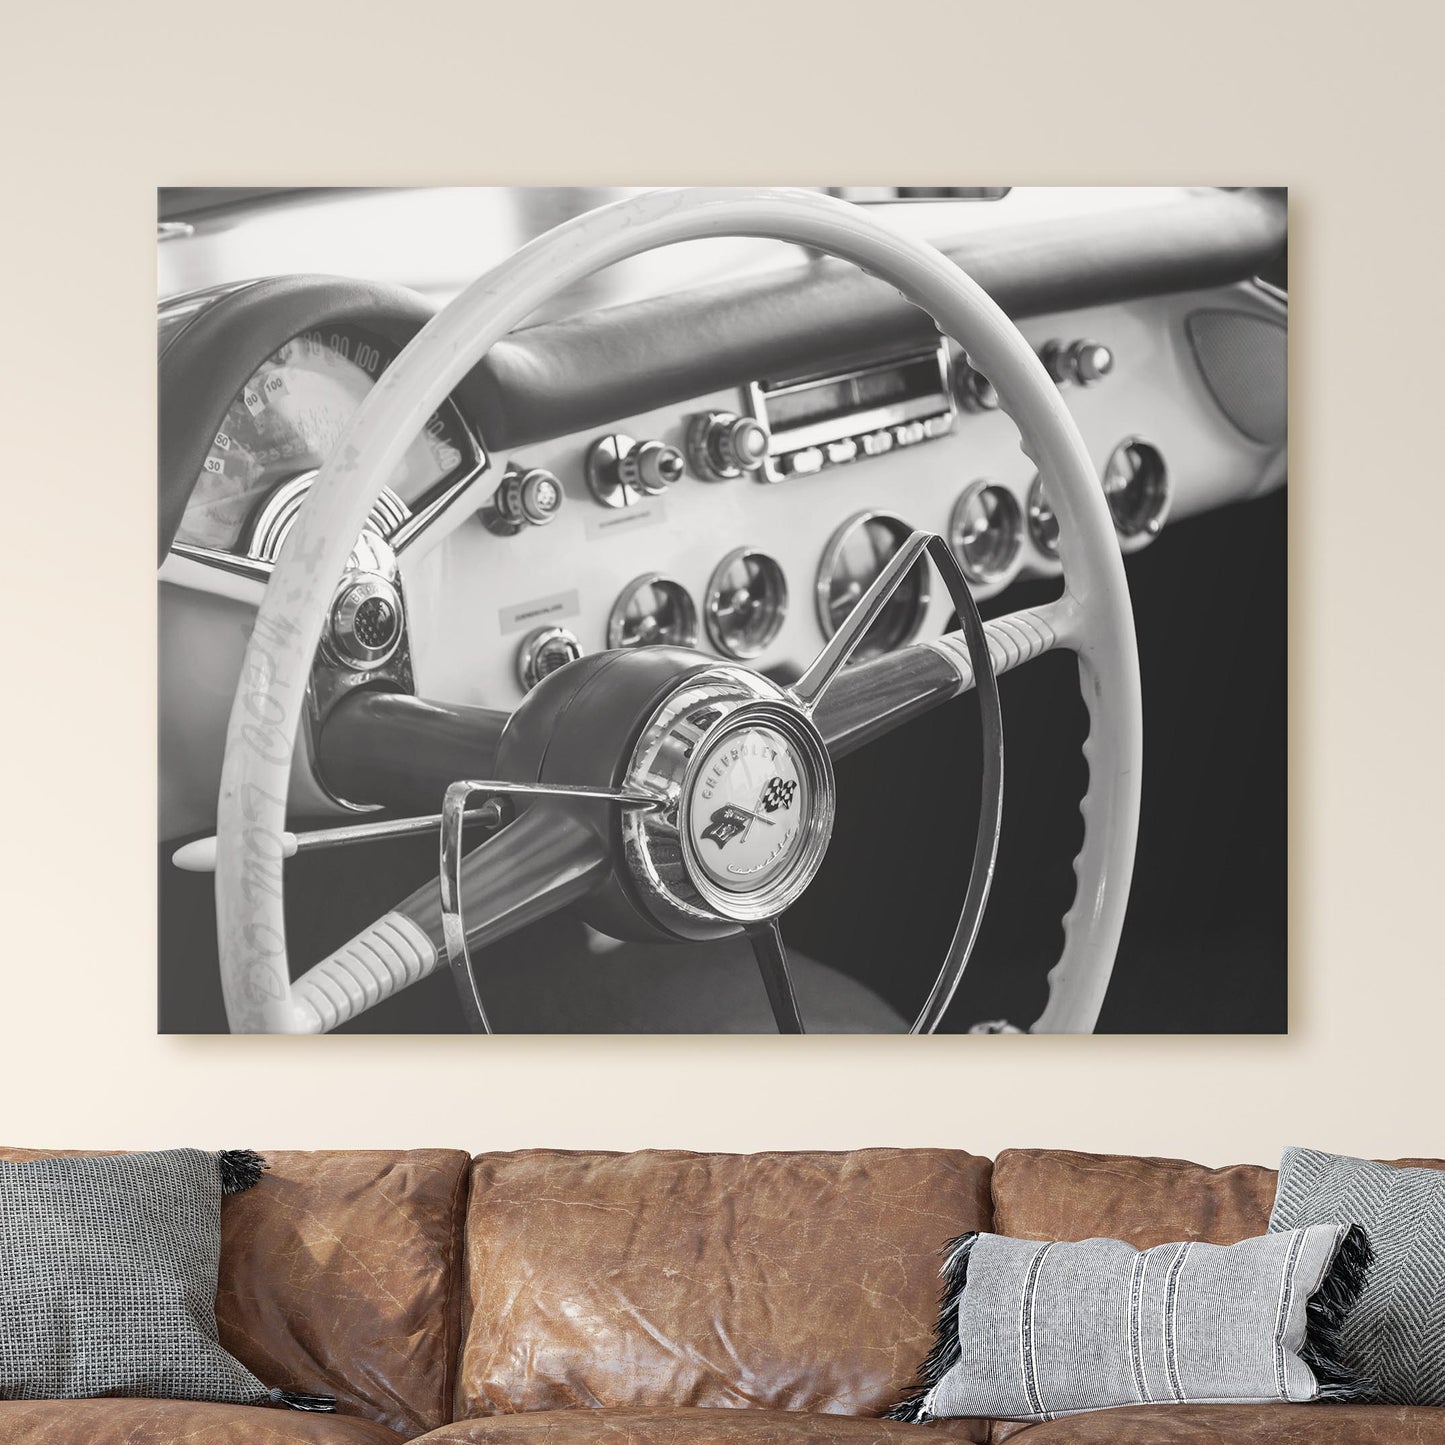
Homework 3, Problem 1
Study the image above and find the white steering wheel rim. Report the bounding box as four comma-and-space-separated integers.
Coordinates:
213, 186, 1142, 1034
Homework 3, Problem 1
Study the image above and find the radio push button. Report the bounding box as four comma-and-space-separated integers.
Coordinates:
860, 430, 894, 456
783, 447, 825, 476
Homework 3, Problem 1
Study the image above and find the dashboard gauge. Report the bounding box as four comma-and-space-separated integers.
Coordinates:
608, 574, 699, 650
174, 324, 476, 556
1103, 437, 1170, 538
950, 482, 1023, 584
1027, 474, 1060, 558
518, 627, 585, 691
816, 512, 929, 660
705, 549, 788, 659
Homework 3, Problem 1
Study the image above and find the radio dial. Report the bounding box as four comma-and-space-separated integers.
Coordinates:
687, 411, 771, 481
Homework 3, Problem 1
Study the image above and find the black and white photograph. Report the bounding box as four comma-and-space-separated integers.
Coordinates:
157, 184, 1287, 1034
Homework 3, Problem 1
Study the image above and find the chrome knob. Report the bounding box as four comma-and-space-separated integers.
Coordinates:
517, 626, 584, 690
329, 575, 403, 669
1072, 341, 1114, 384
955, 360, 999, 412
687, 411, 772, 480
1042, 339, 1114, 387
618, 439, 686, 496
586, 434, 684, 508
493, 465, 564, 529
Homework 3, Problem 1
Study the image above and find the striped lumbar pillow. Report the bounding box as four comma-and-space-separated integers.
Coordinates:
1269, 1147, 1445, 1407
888, 1224, 1372, 1423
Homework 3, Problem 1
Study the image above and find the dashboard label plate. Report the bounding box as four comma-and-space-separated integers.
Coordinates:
499, 589, 581, 635
584, 498, 668, 541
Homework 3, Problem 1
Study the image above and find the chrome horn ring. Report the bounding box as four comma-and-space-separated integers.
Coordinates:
437, 529, 1000, 1034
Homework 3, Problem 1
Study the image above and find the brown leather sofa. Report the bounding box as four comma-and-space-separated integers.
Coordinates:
1, 1147, 1441, 1443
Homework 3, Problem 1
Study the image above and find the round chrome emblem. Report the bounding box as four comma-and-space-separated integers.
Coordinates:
620, 670, 836, 935
686, 723, 809, 893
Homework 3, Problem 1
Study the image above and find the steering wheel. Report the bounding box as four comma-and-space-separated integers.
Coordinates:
213, 188, 1142, 1035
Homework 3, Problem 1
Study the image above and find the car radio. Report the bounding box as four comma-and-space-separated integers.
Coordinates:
745, 340, 956, 482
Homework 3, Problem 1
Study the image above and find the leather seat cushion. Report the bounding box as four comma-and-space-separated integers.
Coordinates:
457, 1148, 994, 1418
0, 1399, 405, 1444
990, 1402, 1445, 1442
417, 1407, 987, 1443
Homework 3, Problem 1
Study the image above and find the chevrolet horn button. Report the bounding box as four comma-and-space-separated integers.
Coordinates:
687, 725, 807, 892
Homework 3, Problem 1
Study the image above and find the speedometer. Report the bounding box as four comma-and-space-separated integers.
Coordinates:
174, 325, 476, 556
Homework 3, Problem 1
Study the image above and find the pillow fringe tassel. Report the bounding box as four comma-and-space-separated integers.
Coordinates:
270, 1388, 338, 1413
1302, 1222, 1376, 1402
218, 1149, 268, 1196
884, 1231, 978, 1423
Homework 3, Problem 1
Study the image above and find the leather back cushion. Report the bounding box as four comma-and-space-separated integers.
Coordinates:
991, 1148, 1445, 1249
1, 1148, 470, 1438
457, 1148, 994, 1419
991, 1149, 1280, 1246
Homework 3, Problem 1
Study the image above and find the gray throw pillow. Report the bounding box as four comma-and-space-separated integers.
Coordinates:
0, 1148, 330, 1411
1269, 1146, 1445, 1406
888, 1224, 1371, 1423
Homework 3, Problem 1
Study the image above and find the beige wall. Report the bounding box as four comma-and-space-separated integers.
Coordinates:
2, 0, 1440, 1166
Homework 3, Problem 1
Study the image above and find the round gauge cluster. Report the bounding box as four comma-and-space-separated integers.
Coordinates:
1026, 438, 1171, 559
706, 549, 789, 659
816, 513, 929, 660
950, 483, 1023, 585
609, 574, 699, 650
1102, 438, 1170, 538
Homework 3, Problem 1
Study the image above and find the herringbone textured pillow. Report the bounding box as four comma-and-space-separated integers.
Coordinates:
1269, 1147, 1445, 1406
0, 1149, 327, 1409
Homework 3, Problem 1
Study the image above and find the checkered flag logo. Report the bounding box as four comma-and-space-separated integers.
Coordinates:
760, 776, 797, 813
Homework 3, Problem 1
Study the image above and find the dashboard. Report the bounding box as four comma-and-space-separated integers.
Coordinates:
157, 190, 1287, 842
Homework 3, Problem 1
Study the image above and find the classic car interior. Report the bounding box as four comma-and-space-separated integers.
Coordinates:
156, 185, 1287, 1034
